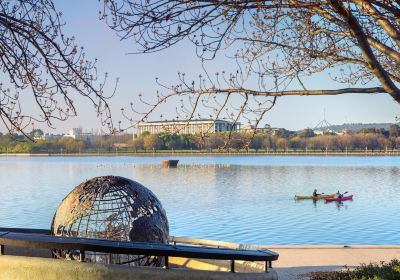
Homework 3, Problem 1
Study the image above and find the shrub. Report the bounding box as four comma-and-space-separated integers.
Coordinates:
308, 259, 400, 280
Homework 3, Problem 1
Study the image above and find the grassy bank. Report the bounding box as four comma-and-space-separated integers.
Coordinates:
0, 149, 400, 157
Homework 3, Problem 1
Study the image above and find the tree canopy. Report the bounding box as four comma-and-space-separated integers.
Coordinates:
101, 0, 400, 130
2, 1, 399, 140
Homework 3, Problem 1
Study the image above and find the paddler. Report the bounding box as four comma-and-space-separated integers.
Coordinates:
312, 189, 320, 198
336, 191, 344, 198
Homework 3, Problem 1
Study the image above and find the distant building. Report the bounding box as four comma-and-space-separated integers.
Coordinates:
33, 135, 45, 141
240, 124, 271, 133
336, 129, 350, 136
313, 129, 337, 135
270, 128, 282, 136
64, 127, 97, 141
64, 127, 83, 139
135, 119, 240, 135
33, 134, 45, 141
313, 109, 335, 134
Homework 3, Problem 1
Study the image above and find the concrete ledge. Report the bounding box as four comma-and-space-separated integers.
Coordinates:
0, 255, 278, 280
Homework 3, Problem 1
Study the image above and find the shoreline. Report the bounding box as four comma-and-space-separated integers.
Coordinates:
3, 233, 400, 280
0, 151, 400, 157
8, 241, 399, 280
172, 237, 400, 279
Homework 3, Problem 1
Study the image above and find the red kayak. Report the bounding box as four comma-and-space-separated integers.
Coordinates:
325, 195, 353, 202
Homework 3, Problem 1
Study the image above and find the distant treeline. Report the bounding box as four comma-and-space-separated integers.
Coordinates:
1, 125, 400, 153
131, 126, 400, 152
0, 132, 131, 153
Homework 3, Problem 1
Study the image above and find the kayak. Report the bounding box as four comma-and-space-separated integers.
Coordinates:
295, 194, 335, 200
325, 195, 353, 202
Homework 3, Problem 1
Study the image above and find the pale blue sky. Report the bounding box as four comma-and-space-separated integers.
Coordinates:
26, 1, 400, 133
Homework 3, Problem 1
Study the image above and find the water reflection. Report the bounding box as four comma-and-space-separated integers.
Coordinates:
326, 201, 352, 210
294, 198, 327, 208
0, 156, 399, 245
334, 201, 348, 210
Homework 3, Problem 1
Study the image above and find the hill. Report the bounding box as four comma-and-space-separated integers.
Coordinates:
326, 123, 395, 132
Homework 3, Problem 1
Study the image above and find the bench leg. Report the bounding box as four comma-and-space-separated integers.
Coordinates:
230, 260, 235, 273
79, 251, 85, 262
164, 256, 169, 269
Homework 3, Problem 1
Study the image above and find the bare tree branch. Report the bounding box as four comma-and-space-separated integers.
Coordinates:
101, 0, 400, 147
186, 87, 386, 96
0, 1, 116, 138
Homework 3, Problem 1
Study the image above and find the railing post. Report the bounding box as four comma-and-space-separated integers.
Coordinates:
164, 256, 169, 269
79, 250, 85, 262
0, 245, 4, 256
230, 260, 235, 273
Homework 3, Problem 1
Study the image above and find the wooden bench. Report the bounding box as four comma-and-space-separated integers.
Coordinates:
0, 228, 278, 273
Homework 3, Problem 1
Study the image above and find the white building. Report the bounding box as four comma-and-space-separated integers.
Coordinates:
135, 119, 240, 135
313, 128, 337, 135
240, 124, 271, 133
63, 128, 97, 141
64, 127, 83, 139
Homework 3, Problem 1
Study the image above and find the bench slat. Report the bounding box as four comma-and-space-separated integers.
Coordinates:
0, 228, 49, 235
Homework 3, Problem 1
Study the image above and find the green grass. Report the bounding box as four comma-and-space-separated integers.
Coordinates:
308, 259, 400, 280
1, 148, 400, 156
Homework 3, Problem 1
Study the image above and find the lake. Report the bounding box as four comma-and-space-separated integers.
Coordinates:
0, 155, 399, 245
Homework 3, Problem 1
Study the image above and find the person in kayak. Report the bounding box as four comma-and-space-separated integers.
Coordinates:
336, 191, 344, 198
312, 189, 320, 198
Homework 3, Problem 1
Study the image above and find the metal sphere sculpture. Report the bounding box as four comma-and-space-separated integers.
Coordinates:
51, 176, 169, 266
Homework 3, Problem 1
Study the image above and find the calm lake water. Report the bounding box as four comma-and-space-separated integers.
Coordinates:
0, 156, 399, 245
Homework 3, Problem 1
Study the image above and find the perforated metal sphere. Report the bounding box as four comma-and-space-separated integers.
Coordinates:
51, 175, 169, 266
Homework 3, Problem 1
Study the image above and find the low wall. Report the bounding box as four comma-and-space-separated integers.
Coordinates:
0, 255, 278, 280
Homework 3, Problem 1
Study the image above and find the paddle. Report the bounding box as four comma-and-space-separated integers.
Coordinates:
312, 192, 325, 199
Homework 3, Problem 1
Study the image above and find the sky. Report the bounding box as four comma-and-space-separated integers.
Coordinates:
9, 1, 400, 134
